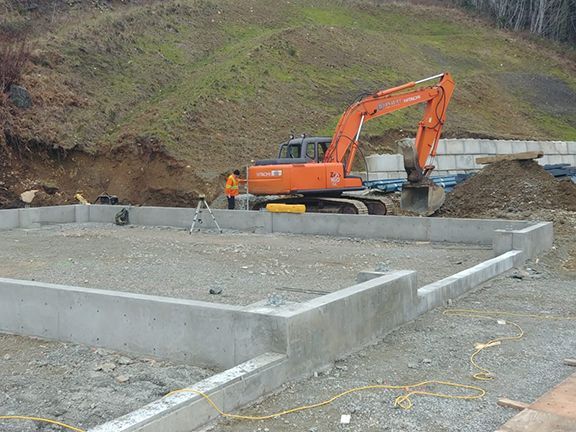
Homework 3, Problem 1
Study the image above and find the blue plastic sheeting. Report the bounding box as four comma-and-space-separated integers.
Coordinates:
364, 164, 576, 192
543, 164, 576, 178
363, 174, 470, 193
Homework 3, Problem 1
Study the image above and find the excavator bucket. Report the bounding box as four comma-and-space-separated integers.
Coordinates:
400, 181, 446, 216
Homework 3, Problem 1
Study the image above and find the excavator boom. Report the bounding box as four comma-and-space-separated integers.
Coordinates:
325, 73, 454, 179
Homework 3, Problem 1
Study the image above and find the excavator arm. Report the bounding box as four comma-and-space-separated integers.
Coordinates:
324, 73, 455, 181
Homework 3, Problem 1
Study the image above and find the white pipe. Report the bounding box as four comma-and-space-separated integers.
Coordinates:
415, 73, 444, 85
355, 114, 365, 143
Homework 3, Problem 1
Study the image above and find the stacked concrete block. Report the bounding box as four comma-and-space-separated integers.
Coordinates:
363, 139, 576, 179
435, 154, 457, 170
365, 154, 403, 172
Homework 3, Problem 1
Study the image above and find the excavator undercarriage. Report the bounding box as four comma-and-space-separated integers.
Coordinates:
250, 195, 390, 215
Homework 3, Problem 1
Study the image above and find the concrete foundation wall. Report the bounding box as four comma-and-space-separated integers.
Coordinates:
0, 278, 286, 369
281, 271, 419, 371
0, 206, 76, 229
0, 209, 19, 229
87, 249, 528, 431
1, 205, 535, 247
417, 250, 523, 311
493, 222, 554, 259
0, 205, 555, 432
87, 205, 273, 234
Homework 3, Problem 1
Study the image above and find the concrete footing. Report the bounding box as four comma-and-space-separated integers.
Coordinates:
0, 205, 554, 431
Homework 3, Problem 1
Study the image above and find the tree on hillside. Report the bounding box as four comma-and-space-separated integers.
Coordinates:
458, 0, 576, 43
0, 30, 30, 95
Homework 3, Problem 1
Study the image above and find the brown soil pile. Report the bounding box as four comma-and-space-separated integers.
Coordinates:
440, 160, 576, 218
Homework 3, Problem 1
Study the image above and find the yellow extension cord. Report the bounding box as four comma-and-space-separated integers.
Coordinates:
2, 308, 575, 430
165, 380, 486, 420
443, 308, 576, 381
0, 415, 85, 432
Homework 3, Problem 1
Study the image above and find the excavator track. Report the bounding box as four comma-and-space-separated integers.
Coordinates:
251, 196, 369, 215
315, 197, 369, 214
343, 195, 393, 216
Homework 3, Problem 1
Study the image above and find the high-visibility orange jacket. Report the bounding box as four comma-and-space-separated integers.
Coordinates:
225, 174, 240, 197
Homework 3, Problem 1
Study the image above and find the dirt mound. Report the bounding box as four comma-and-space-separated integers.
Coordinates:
439, 160, 576, 218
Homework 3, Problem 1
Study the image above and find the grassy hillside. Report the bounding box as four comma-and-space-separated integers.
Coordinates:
2, 0, 576, 183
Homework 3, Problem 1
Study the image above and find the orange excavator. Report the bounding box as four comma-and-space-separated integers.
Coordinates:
247, 72, 455, 215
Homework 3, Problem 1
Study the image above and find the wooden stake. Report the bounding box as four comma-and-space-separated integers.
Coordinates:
476, 151, 544, 164
498, 398, 529, 411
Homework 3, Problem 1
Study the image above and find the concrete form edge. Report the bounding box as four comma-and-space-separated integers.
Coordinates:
89, 352, 288, 432
417, 250, 523, 311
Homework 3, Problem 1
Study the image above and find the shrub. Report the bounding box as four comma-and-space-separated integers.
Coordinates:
0, 30, 31, 93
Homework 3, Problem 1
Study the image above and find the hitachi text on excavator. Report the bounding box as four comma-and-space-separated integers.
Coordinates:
246, 72, 455, 215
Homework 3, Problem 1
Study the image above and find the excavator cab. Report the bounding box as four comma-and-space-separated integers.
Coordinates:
277, 137, 330, 162
255, 137, 331, 166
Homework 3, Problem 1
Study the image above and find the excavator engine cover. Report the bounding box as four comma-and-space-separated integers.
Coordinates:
400, 181, 445, 216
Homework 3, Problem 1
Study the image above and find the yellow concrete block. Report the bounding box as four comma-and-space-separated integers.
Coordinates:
266, 203, 306, 213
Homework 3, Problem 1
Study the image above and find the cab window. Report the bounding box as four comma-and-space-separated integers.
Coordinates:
306, 142, 316, 160
279, 144, 302, 158
289, 145, 301, 158
317, 142, 328, 161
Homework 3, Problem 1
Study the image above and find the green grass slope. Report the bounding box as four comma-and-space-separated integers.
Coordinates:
2, 0, 576, 179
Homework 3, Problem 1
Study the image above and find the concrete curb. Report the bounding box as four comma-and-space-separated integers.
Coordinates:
90, 352, 288, 432
417, 250, 523, 311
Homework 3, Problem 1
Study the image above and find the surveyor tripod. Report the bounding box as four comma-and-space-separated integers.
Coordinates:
189, 195, 222, 234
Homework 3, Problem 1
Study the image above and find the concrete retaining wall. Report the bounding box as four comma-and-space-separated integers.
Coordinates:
364, 139, 576, 179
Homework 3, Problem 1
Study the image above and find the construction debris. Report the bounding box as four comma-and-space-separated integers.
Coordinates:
20, 189, 40, 204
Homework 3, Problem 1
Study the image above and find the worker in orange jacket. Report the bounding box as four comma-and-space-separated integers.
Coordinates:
225, 169, 244, 210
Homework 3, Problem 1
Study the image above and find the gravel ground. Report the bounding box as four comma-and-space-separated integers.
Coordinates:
0, 335, 214, 432
1, 221, 570, 432
213, 268, 576, 432
0, 223, 491, 306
